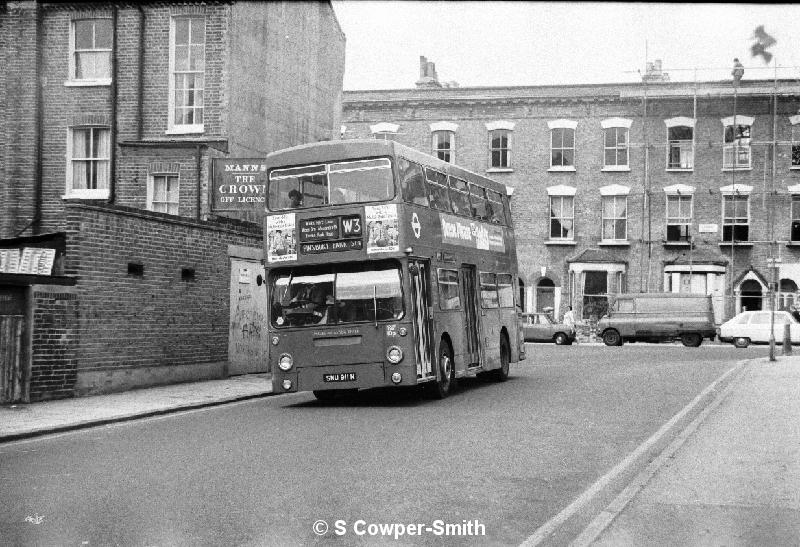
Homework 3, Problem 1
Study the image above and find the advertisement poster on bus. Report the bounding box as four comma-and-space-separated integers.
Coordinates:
365, 204, 399, 254
266, 213, 297, 263
439, 213, 505, 252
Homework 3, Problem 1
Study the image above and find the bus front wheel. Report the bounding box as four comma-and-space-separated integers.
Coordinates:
429, 341, 454, 399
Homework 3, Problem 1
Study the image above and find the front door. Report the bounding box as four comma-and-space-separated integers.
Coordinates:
409, 259, 434, 379
461, 265, 481, 367
228, 259, 269, 375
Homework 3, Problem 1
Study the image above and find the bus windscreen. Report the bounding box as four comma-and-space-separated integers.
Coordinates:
271, 262, 403, 327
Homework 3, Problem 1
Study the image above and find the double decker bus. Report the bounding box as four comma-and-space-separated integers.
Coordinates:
264, 139, 525, 399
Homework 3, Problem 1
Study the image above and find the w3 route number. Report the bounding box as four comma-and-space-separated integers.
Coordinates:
341, 216, 361, 237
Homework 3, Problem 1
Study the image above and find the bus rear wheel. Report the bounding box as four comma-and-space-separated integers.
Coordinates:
491, 335, 511, 382
429, 341, 454, 399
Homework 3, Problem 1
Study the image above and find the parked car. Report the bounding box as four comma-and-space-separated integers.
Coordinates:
597, 293, 717, 347
522, 313, 575, 345
718, 310, 800, 348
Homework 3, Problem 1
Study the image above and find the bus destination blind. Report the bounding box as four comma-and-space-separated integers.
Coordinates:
299, 215, 363, 254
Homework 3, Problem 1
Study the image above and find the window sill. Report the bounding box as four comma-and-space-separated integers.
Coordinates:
544, 240, 577, 246
721, 167, 752, 172
548, 166, 576, 173
601, 166, 631, 172
486, 168, 514, 174
666, 168, 693, 172
718, 242, 754, 248
166, 126, 205, 135
663, 241, 692, 247
790, 166, 800, 171
62, 190, 110, 200
786, 242, 800, 247
63, 79, 112, 87
598, 240, 630, 246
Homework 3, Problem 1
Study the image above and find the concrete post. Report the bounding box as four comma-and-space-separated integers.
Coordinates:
783, 322, 792, 355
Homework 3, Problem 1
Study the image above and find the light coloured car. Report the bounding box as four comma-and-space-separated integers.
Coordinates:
522, 313, 575, 345
717, 310, 800, 348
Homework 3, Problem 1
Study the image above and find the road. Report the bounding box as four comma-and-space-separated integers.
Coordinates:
1, 343, 767, 546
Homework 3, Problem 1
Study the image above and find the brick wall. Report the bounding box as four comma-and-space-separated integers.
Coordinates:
29, 287, 78, 401
64, 202, 261, 394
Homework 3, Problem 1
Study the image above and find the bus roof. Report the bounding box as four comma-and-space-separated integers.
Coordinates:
265, 139, 510, 196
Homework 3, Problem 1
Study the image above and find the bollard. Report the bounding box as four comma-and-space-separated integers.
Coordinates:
783, 322, 792, 355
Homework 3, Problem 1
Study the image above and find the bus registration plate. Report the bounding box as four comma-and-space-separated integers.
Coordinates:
323, 372, 357, 382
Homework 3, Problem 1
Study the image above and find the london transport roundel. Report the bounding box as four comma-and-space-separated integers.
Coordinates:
411, 213, 421, 238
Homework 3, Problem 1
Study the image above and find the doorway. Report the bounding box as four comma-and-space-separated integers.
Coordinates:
0, 287, 26, 403
461, 264, 481, 367
536, 278, 555, 312
740, 279, 763, 312
409, 259, 434, 378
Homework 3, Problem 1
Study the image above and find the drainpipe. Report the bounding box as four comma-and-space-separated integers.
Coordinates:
137, 5, 145, 141
108, 4, 118, 204
32, 1, 44, 235
196, 144, 205, 221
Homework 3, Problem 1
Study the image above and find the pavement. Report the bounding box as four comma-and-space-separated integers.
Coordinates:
0, 373, 273, 442
1, 356, 799, 545
576, 355, 800, 547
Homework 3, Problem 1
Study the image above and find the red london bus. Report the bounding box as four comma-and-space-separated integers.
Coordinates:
264, 139, 525, 399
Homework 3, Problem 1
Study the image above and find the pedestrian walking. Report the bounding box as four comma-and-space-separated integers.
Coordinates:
563, 306, 577, 344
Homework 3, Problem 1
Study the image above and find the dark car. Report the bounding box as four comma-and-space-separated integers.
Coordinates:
522, 313, 575, 345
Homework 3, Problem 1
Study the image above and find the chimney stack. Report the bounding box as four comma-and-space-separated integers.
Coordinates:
416, 56, 442, 88
642, 59, 670, 83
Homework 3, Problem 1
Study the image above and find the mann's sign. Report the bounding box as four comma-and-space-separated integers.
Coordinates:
211, 159, 268, 211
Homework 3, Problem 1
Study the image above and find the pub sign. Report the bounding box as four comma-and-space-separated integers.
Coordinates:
211, 158, 268, 211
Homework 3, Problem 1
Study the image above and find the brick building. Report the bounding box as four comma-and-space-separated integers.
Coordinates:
0, 1, 345, 401
342, 58, 800, 324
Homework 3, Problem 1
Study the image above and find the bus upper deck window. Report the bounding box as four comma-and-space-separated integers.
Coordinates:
329, 158, 394, 204
448, 177, 471, 217
470, 184, 489, 220
425, 168, 452, 213
487, 190, 505, 225
268, 164, 327, 210
399, 158, 428, 207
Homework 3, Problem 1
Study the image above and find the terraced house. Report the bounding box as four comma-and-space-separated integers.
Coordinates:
0, 0, 345, 402
342, 58, 800, 324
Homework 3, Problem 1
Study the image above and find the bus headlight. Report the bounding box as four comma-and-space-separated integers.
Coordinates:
282, 379, 293, 390
278, 353, 294, 371
386, 346, 403, 364
391, 372, 402, 384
